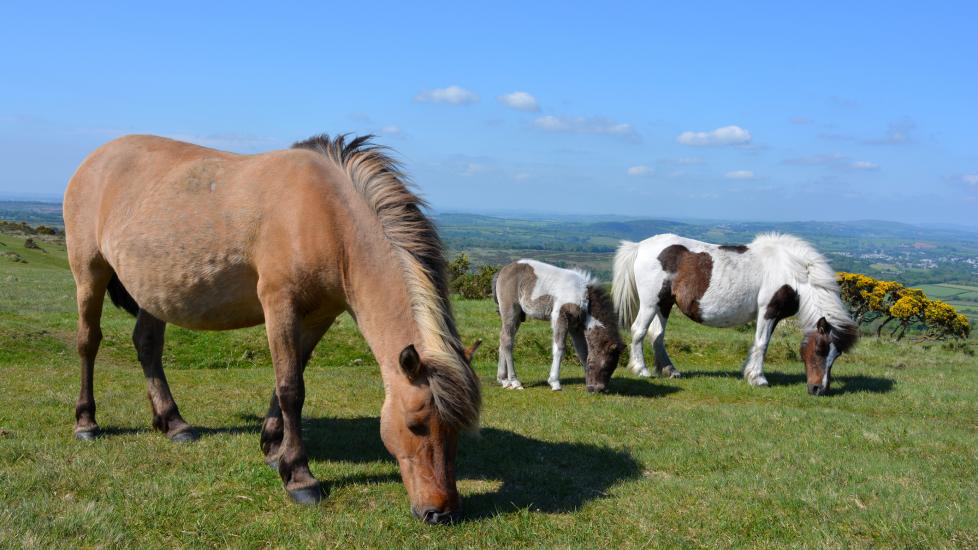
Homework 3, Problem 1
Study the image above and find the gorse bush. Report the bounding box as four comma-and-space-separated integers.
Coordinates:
448, 252, 500, 300
838, 272, 971, 340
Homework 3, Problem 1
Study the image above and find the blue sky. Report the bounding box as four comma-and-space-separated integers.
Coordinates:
1, 2, 976, 225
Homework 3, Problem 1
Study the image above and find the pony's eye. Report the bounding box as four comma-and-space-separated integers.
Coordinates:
407, 420, 429, 436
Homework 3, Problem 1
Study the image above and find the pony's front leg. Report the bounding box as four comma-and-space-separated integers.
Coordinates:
570, 329, 588, 375
743, 315, 777, 387
547, 319, 569, 391
627, 306, 656, 377
261, 319, 332, 469
262, 302, 321, 505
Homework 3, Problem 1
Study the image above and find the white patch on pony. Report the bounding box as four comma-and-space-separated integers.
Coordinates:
209, 181, 216, 193
518, 259, 591, 319
586, 316, 605, 330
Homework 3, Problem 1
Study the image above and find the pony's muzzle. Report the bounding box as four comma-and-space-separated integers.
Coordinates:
586, 383, 607, 393
413, 506, 459, 525
807, 383, 827, 396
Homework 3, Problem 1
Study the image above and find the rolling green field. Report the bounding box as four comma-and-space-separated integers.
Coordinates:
2, 232, 978, 548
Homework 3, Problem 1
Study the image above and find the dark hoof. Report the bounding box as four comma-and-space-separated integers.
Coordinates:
74, 429, 99, 441
169, 429, 199, 443
287, 484, 324, 505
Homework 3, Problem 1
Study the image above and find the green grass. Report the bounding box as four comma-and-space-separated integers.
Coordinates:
2, 232, 978, 548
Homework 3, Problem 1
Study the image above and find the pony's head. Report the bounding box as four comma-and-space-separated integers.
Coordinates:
800, 317, 858, 396
380, 340, 481, 524
584, 285, 624, 393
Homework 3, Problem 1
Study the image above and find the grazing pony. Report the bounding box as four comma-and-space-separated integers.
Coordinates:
493, 260, 623, 392
63, 134, 481, 523
612, 233, 858, 395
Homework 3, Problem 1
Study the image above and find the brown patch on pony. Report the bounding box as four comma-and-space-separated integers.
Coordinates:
658, 245, 713, 323
764, 285, 799, 321
657, 279, 675, 319
719, 244, 748, 253
558, 303, 585, 331
585, 285, 620, 335
293, 134, 480, 431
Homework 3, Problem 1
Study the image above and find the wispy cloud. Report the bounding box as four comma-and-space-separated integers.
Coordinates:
863, 118, 915, 145
677, 125, 751, 146
724, 170, 755, 180
627, 165, 653, 176
497, 91, 540, 112
533, 115, 639, 140
790, 116, 813, 125
414, 85, 479, 105
379, 125, 402, 137
784, 153, 879, 171
960, 173, 978, 186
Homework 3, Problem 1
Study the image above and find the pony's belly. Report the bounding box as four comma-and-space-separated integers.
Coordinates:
117, 259, 265, 330
698, 294, 757, 328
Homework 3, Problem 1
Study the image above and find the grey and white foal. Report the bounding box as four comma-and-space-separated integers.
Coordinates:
492, 259, 623, 392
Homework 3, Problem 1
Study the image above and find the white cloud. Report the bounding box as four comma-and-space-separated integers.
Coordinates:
677, 125, 752, 146
627, 165, 653, 176
784, 153, 879, 171
497, 91, 540, 112
724, 170, 755, 180
461, 163, 489, 177
533, 115, 638, 139
414, 85, 479, 105
379, 125, 402, 137
962, 174, 978, 186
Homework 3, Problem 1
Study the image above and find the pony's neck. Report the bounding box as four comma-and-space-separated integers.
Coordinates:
342, 235, 421, 372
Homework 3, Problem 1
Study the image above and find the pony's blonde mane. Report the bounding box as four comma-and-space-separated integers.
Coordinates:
293, 134, 481, 431
751, 233, 858, 350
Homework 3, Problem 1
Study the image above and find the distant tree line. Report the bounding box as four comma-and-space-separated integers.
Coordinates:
838, 272, 971, 341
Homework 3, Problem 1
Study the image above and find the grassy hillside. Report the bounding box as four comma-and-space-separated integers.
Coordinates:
1, 231, 977, 547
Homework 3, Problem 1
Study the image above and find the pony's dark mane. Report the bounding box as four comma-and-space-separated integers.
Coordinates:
292, 134, 481, 431
830, 320, 859, 353
587, 285, 622, 338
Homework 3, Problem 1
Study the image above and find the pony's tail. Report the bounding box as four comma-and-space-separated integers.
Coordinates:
106, 274, 139, 317
612, 240, 641, 327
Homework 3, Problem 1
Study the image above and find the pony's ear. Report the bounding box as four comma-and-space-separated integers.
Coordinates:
463, 339, 482, 363
817, 317, 831, 335
399, 345, 424, 380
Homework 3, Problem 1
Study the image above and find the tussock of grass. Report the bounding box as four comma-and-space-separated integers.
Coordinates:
1, 232, 977, 547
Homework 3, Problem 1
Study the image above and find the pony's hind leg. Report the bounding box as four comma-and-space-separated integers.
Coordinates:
497, 305, 523, 390
627, 305, 656, 378
649, 313, 681, 378
261, 318, 333, 469
132, 310, 196, 442
72, 267, 112, 440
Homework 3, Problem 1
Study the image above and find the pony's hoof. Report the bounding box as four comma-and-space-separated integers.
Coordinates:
74, 429, 99, 441
548, 380, 562, 391
668, 369, 683, 379
636, 368, 652, 378
169, 429, 199, 443
287, 483, 324, 505
749, 376, 769, 387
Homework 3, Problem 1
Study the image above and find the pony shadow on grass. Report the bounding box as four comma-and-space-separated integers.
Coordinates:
525, 376, 682, 398
681, 369, 895, 395
237, 414, 641, 520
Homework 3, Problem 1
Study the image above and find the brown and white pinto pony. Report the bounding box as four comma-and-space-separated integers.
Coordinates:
63, 134, 481, 523
492, 259, 623, 392
613, 233, 858, 395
